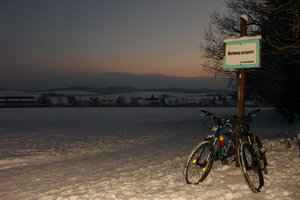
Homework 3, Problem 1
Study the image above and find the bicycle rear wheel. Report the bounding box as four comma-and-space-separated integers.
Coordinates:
253, 134, 268, 174
183, 141, 214, 184
238, 142, 264, 192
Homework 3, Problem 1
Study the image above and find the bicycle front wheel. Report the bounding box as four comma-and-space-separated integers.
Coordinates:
238, 142, 264, 192
183, 141, 214, 184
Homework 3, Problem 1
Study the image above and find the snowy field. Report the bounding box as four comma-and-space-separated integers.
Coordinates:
0, 107, 299, 200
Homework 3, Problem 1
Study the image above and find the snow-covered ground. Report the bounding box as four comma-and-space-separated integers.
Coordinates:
0, 107, 299, 200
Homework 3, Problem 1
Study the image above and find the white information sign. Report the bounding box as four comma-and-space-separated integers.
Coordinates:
223, 36, 262, 69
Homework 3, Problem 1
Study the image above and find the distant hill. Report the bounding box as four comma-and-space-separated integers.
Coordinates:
85, 73, 227, 90
4, 72, 229, 90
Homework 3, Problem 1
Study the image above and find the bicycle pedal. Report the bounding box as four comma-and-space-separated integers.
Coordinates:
214, 152, 219, 161
221, 159, 228, 165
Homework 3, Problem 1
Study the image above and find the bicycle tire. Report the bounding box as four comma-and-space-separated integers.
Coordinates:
183, 140, 214, 184
238, 141, 264, 192
253, 134, 268, 174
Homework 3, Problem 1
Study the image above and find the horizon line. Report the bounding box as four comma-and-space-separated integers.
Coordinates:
99, 71, 216, 78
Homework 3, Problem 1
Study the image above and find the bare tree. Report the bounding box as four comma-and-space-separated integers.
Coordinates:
201, 0, 300, 123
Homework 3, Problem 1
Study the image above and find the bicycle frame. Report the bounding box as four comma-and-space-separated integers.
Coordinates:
238, 122, 251, 143
238, 118, 259, 149
239, 120, 264, 165
207, 122, 236, 161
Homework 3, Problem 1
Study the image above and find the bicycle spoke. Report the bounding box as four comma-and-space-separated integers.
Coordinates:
184, 141, 214, 184
239, 142, 263, 192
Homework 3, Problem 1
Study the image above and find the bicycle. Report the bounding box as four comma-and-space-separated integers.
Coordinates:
236, 109, 268, 192
183, 109, 236, 184
183, 109, 268, 192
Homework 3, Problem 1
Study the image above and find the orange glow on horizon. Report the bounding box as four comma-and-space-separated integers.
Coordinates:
103, 70, 214, 78
112, 66, 214, 78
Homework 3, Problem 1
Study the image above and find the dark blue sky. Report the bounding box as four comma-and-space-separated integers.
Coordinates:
0, 0, 226, 89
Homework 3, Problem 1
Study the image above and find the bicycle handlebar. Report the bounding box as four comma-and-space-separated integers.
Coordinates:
232, 109, 261, 124
247, 109, 261, 118
201, 109, 261, 126
201, 109, 234, 126
201, 109, 215, 118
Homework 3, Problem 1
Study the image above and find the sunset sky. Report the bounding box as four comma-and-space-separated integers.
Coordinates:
0, 0, 226, 89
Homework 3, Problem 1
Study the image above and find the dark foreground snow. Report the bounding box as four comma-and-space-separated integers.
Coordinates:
0, 108, 299, 200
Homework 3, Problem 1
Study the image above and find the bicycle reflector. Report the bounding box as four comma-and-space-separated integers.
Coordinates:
220, 136, 225, 148
212, 126, 216, 132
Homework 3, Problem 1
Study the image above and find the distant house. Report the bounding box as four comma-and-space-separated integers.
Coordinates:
214, 99, 224, 106
135, 98, 149, 106
199, 98, 214, 106
175, 97, 199, 106
74, 96, 91, 107
100, 98, 117, 106
117, 95, 132, 106
147, 95, 162, 106
47, 96, 69, 106
0, 89, 39, 107
165, 98, 177, 106
0, 96, 37, 107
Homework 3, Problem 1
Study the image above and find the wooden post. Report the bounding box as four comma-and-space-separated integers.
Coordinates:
235, 15, 248, 167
